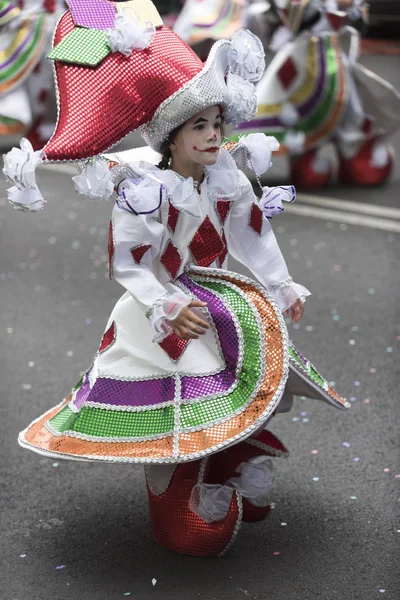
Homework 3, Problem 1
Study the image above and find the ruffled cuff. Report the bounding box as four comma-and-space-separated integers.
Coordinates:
268, 279, 311, 312
146, 291, 192, 342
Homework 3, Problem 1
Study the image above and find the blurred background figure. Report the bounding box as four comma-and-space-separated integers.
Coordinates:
235, 0, 400, 189
0, 0, 65, 151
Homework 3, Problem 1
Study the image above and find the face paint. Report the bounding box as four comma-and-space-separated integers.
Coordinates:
172, 106, 223, 168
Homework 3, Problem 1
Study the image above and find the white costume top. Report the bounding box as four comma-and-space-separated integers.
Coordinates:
108, 149, 310, 343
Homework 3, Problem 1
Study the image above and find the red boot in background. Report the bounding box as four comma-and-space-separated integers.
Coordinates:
338, 139, 394, 186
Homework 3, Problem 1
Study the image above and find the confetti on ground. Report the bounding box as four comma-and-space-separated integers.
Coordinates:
152, 579, 157, 586
379, 590, 385, 594
395, 474, 400, 478
369, 368, 376, 374
353, 458, 360, 462
350, 496, 357, 500
124, 594, 131, 597
20, 554, 26, 558
313, 477, 320, 481
302, 418, 309, 423
56, 565, 66, 570
386, 347, 393, 353
300, 412, 307, 417
354, 381, 360, 386
28, 361, 35, 367
281, 522, 287, 526
368, 288, 376, 295
52, 463, 59, 468
333, 265, 341, 271
342, 442, 350, 448
311, 450, 319, 455
66, 351, 74, 357
273, 552, 280, 556
349, 339, 356, 345
7, 327, 13, 334
351, 326, 359, 332
383, 468, 390, 473
292, 417, 299, 422
364, 399, 370, 404
22, 384, 32, 391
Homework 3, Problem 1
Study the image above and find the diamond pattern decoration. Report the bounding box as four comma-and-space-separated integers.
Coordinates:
278, 56, 297, 89
98, 321, 116, 354
108, 219, 114, 279
215, 200, 232, 225
217, 230, 228, 268
159, 333, 190, 362
68, 0, 115, 30
167, 201, 180, 234
160, 240, 182, 279
249, 203, 263, 235
189, 216, 225, 267
130, 244, 151, 264
47, 28, 110, 66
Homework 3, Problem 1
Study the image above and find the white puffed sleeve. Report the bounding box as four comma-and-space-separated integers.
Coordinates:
109, 196, 191, 341
226, 173, 311, 312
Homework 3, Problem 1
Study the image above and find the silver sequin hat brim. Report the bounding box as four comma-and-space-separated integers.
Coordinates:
141, 39, 231, 153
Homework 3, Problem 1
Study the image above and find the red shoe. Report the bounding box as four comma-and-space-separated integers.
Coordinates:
290, 149, 332, 189
338, 139, 394, 186
208, 431, 288, 523
146, 458, 242, 557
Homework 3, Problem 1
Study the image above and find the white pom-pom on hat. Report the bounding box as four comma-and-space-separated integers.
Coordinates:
105, 13, 155, 57
228, 29, 266, 83
224, 73, 258, 124
280, 102, 299, 127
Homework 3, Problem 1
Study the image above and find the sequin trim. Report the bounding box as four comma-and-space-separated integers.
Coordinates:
145, 292, 172, 320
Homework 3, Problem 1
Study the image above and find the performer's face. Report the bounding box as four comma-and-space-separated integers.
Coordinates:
171, 106, 223, 167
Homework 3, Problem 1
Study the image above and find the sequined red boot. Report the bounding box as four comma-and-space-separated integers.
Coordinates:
290, 149, 332, 189
146, 458, 242, 557
208, 430, 288, 523
338, 139, 394, 186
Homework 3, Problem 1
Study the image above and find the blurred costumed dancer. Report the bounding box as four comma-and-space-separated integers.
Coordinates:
0, 0, 65, 150
3, 0, 349, 557
236, 0, 400, 188
173, 0, 271, 59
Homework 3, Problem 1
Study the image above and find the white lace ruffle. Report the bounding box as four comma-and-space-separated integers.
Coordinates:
2, 138, 45, 212
105, 13, 155, 56
224, 73, 258, 124
147, 291, 192, 342
260, 185, 296, 218
228, 28, 266, 83
72, 159, 114, 201
241, 134, 280, 175
189, 483, 234, 523
227, 456, 275, 507
271, 282, 311, 312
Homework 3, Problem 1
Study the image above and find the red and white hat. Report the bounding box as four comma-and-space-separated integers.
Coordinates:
3, 0, 265, 210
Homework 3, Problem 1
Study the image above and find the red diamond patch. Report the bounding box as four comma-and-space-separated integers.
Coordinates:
167, 201, 180, 233
159, 333, 190, 362
108, 219, 114, 280
98, 321, 116, 353
216, 200, 232, 225
130, 244, 151, 264
217, 231, 228, 267
160, 240, 182, 279
278, 57, 297, 89
249, 203, 263, 235
189, 216, 225, 267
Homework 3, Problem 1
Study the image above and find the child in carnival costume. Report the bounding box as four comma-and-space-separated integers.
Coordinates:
3, 0, 350, 557
235, 0, 400, 188
0, 0, 65, 150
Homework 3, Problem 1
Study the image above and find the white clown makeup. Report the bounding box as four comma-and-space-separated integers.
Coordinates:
170, 106, 223, 180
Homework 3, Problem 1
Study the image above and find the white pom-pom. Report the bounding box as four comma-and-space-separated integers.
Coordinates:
224, 73, 258, 124
72, 159, 114, 201
283, 130, 305, 155
228, 29, 265, 82
105, 13, 155, 56
189, 484, 234, 523
280, 102, 299, 127
2, 138, 45, 212
371, 143, 390, 168
240, 133, 280, 174
260, 185, 296, 219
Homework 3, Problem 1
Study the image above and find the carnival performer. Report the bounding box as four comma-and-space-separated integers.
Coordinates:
0, 0, 65, 151
3, 0, 350, 557
235, 0, 400, 188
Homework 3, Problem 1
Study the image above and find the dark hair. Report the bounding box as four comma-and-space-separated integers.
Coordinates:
157, 114, 225, 170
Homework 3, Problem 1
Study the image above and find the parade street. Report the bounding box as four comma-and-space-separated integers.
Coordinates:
1, 52, 399, 600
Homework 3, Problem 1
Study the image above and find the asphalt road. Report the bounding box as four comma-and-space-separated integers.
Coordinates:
1, 54, 399, 600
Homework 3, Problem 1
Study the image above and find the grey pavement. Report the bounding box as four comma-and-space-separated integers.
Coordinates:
1, 54, 399, 600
